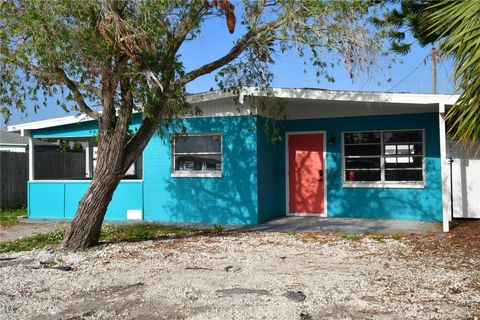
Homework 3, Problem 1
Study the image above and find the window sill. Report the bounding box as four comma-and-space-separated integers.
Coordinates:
171, 171, 222, 178
342, 182, 425, 189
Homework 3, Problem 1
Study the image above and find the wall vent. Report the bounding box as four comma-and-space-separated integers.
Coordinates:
126, 209, 142, 220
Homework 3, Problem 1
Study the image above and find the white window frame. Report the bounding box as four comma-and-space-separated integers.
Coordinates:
342, 129, 425, 188
171, 132, 222, 178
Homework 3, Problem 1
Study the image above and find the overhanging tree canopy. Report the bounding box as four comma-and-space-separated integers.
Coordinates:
429, 0, 480, 145
373, 0, 480, 146
0, 0, 391, 249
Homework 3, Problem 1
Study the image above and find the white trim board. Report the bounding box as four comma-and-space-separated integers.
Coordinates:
285, 131, 328, 217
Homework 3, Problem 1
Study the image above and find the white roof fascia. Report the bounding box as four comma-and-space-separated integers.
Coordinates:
186, 90, 236, 104
8, 114, 93, 135
243, 87, 459, 105
7, 87, 459, 133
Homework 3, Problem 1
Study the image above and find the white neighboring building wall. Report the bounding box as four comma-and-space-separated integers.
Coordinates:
449, 140, 480, 219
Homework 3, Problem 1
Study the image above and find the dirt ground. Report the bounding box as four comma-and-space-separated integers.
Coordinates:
0, 220, 479, 320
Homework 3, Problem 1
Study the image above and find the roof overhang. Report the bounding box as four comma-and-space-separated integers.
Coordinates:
243, 87, 459, 105
7, 87, 459, 135
8, 114, 93, 136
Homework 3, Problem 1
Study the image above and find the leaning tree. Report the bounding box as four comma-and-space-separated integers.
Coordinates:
0, 0, 390, 249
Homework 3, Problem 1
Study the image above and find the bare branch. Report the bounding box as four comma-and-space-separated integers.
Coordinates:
122, 99, 166, 171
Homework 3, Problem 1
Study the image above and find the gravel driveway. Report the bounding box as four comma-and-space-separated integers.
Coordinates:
0, 231, 479, 320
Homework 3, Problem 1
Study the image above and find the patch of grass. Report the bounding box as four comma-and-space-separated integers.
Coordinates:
390, 234, 403, 240
0, 228, 65, 253
100, 223, 199, 242
212, 224, 225, 233
339, 233, 361, 241
286, 230, 297, 236
338, 233, 404, 244
0, 223, 200, 253
0, 206, 27, 226
370, 235, 386, 243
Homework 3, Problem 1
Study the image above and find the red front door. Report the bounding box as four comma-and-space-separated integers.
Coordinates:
288, 133, 325, 214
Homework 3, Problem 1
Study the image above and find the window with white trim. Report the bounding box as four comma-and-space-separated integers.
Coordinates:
172, 133, 222, 177
343, 130, 424, 186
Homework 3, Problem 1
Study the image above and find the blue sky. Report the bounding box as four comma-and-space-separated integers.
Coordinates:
5, 8, 455, 127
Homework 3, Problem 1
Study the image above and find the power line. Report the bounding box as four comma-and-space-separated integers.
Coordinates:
387, 59, 424, 92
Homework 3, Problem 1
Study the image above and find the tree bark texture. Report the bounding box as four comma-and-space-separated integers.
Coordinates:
60, 172, 122, 249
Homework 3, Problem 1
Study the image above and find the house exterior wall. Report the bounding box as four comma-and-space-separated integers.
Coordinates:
28, 180, 143, 220
256, 117, 284, 223
28, 114, 261, 224
143, 115, 259, 224
271, 112, 442, 221
26, 111, 443, 224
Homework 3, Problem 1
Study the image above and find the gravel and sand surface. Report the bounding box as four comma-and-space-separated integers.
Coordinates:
1, 225, 479, 320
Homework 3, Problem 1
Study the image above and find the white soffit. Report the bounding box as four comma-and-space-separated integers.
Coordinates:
263, 98, 440, 120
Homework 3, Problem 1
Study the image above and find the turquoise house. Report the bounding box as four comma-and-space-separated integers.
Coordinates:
7, 88, 458, 231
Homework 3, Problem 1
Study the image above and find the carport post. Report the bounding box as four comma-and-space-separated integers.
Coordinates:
438, 103, 450, 232
85, 140, 93, 178
28, 134, 35, 181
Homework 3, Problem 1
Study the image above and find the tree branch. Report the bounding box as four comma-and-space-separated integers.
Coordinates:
169, 3, 206, 56
54, 67, 102, 120
122, 100, 166, 171
22, 61, 103, 98
18, 60, 102, 120
114, 77, 134, 144
173, 17, 286, 87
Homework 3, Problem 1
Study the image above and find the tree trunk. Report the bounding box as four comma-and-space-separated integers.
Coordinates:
61, 111, 127, 249
60, 113, 159, 250
61, 170, 122, 249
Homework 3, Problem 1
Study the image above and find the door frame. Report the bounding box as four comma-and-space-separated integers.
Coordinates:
285, 131, 327, 217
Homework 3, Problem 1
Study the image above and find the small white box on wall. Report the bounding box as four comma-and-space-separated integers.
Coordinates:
126, 209, 143, 220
